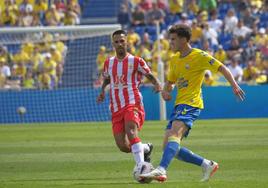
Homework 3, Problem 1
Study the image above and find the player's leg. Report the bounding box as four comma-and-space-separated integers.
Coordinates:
140, 120, 187, 182
113, 133, 131, 153
175, 146, 219, 182
166, 106, 218, 181
112, 112, 131, 153
141, 104, 199, 181
125, 120, 144, 164
124, 106, 153, 164
159, 120, 187, 169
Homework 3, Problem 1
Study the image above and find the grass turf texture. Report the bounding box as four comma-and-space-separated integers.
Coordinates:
0, 118, 267, 188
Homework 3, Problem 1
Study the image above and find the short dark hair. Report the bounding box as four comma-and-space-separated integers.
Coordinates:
112, 30, 127, 38
168, 24, 192, 41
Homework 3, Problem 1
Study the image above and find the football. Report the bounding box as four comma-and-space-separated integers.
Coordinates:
17, 106, 27, 115
133, 162, 154, 184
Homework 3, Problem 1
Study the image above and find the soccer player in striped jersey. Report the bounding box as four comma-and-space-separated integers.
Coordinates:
140, 24, 245, 182
97, 30, 162, 166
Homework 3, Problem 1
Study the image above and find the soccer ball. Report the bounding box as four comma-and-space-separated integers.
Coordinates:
133, 162, 154, 184
17, 106, 27, 115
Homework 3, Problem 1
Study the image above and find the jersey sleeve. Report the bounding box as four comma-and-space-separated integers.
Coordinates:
137, 57, 151, 74
102, 58, 110, 78
201, 52, 223, 73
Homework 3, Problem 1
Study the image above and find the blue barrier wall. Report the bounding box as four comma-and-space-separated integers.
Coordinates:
164, 85, 268, 120
0, 85, 267, 123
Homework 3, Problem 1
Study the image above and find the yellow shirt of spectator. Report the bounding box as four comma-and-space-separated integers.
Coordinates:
187, 1, 199, 15
38, 72, 51, 89
45, 10, 61, 24
37, 42, 49, 53
31, 52, 43, 72
250, 0, 262, 9
214, 48, 227, 63
136, 46, 151, 61
55, 41, 66, 54
254, 33, 268, 46
127, 32, 140, 46
168, 0, 184, 15
191, 26, 203, 42
22, 42, 34, 55
0, 53, 9, 63
50, 48, 62, 64
13, 51, 30, 64
167, 48, 222, 109
153, 38, 170, 52
243, 66, 259, 81
34, 1, 48, 14
0, 73, 5, 88
2, 10, 18, 26
15, 63, 27, 78
23, 77, 35, 88
43, 58, 57, 77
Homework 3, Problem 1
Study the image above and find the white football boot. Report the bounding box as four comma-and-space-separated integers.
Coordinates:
200, 161, 219, 182
140, 166, 167, 182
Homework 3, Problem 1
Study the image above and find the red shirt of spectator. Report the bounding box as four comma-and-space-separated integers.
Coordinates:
138, 0, 152, 11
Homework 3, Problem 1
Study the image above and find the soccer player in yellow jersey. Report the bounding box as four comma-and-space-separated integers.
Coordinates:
140, 24, 245, 182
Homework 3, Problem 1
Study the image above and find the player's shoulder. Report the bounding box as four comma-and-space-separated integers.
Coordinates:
191, 48, 209, 56
191, 48, 215, 61
131, 54, 146, 64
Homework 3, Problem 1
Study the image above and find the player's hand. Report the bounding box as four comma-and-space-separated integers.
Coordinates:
161, 90, 172, 101
153, 84, 162, 93
97, 92, 105, 103
233, 85, 245, 101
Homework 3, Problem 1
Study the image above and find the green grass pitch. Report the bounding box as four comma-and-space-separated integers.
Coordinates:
0, 118, 268, 188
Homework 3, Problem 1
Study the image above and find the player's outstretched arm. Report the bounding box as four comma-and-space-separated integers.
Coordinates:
97, 77, 110, 103
161, 81, 175, 101
144, 72, 162, 93
218, 65, 245, 101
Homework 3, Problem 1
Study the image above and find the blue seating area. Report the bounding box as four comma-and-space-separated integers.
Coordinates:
82, 0, 123, 19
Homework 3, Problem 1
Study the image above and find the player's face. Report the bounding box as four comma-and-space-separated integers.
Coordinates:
169, 33, 186, 52
112, 34, 127, 57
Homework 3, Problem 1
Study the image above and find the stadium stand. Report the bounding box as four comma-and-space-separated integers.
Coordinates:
81, 0, 124, 24
0, 0, 268, 91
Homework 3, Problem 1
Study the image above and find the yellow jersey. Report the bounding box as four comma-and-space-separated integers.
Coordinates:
167, 48, 223, 109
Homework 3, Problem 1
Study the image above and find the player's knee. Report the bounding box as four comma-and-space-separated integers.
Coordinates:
168, 129, 179, 137
125, 122, 138, 139
118, 145, 130, 153
116, 142, 130, 153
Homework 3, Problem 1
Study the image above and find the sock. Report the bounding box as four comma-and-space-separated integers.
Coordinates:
159, 136, 180, 169
176, 147, 204, 166
142, 143, 150, 153
201, 159, 211, 169
130, 137, 144, 164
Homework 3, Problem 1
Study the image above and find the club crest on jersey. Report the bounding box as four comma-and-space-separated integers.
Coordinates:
185, 64, 190, 69
133, 108, 139, 117
209, 59, 215, 65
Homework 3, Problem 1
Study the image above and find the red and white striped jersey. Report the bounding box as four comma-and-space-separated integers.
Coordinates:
103, 54, 151, 113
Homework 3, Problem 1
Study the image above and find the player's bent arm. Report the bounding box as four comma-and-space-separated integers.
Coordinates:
144, 72, 162, 92
218, 65, 245, 101
101, 77, 110, 93
97, 77, 110, 103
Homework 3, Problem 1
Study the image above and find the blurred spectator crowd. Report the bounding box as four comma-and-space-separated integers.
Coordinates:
1, 0, 268, 90
97, 0, 268, 86
0, 0, 81, 27
0, 33, 68, 90
0, 0, 81, 90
